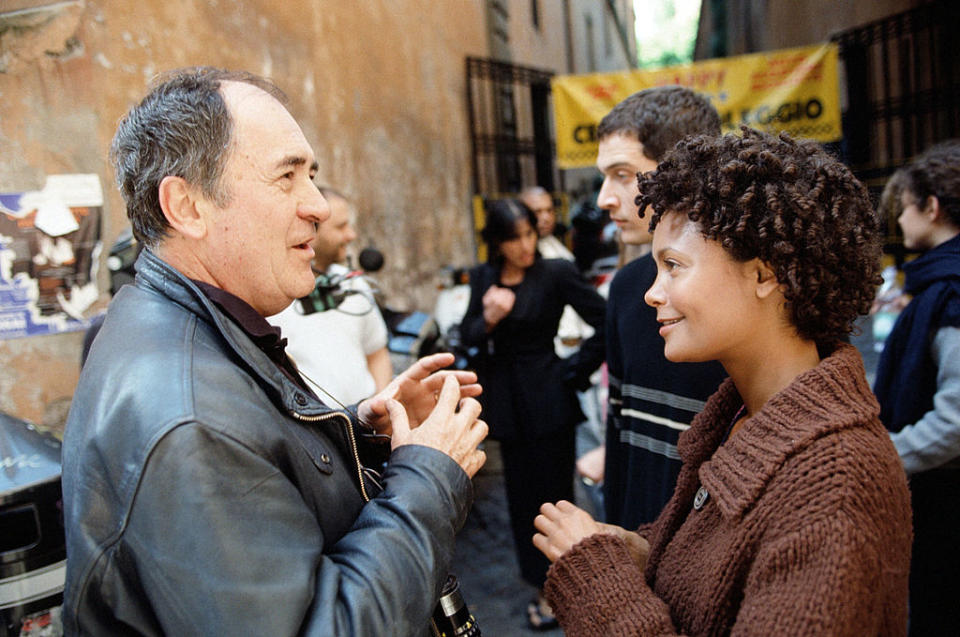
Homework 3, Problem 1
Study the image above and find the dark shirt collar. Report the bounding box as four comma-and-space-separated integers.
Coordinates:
191, 280, 313, 394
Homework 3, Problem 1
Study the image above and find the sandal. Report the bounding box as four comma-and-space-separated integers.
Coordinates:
527, 597, 558, 631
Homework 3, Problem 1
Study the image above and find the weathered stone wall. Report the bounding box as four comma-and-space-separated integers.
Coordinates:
0, 0, 488, 427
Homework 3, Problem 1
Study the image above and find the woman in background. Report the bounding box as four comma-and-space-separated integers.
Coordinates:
460, 198, 606, 630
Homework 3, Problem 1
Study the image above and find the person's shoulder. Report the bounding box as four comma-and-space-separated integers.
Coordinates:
467, 261, 495, 284
610, 253, 655, 291
773, 419, 911, 534
268, 300, 305, 326
538, 235, 574, 261
539, 255, 580, 276
101, 286, 261, 401
473, 261, 495, 273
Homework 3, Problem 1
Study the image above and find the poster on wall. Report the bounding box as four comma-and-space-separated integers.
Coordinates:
0, 174, 103, 340
552, 43, 842, 169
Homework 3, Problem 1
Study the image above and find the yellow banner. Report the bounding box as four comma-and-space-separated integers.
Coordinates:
552, 43, 841, 169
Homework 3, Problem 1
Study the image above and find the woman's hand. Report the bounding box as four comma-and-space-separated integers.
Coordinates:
595, 521, 650, 570
534, 500, 650, 570
482, 285, 515, 329
357, 352, 482, 437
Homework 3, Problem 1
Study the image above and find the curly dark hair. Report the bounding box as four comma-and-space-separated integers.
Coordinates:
596, 86, 721, 162
878, 139, 960, 228
637, 127, 882, 345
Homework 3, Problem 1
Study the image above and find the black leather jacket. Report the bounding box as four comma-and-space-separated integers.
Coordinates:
62, 249, 473, 636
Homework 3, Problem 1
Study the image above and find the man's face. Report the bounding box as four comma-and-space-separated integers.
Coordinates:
596, 133, 659, 245
197, 81, 328, 316
897, 189, 935, 251
523, 192, 557, 238
312, 195, 357, 269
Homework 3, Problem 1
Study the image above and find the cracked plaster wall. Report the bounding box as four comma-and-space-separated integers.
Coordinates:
0, 0, 488, 431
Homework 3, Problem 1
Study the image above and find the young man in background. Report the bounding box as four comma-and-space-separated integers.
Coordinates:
598, 86, 728, 529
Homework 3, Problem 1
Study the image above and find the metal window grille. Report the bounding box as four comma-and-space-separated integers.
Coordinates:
832, 1, 960, 251
466, 57, 556, 197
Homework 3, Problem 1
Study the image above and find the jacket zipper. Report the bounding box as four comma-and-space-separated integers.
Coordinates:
292, 410, 370, 502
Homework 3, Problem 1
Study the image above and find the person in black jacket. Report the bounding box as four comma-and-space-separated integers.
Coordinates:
460, 198, 606, 629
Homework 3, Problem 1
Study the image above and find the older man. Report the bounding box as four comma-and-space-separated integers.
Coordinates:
521, 185, 572, 261
62, 67, 487, 636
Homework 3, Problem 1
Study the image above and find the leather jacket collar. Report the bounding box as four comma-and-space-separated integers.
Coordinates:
135, 248, 336, 420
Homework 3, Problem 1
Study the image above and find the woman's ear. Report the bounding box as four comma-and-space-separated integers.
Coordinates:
158, 176, 208, 240
753, 259, 780, 299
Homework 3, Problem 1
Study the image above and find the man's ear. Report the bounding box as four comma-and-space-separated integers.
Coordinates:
753, 259, 780, 299
924, 195, 943, 221
158, 176, 208, 240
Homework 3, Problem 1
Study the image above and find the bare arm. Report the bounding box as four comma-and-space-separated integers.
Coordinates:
366, 346, 393, 392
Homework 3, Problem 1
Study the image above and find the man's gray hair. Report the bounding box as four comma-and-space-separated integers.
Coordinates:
109, 67, 286, 246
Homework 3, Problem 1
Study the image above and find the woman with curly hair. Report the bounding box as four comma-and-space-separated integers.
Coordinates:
532, 128, 912, 636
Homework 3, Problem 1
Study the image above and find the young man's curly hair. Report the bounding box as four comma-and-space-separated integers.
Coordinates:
637, 127, 883, 345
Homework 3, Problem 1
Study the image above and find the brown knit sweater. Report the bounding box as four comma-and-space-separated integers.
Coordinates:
544, 343, 912, 636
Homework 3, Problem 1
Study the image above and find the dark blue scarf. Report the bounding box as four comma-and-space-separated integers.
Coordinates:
874, 233, 960, 431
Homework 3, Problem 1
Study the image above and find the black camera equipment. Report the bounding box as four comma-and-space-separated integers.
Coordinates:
297, 270, 371, 315
430, 574, 481, 636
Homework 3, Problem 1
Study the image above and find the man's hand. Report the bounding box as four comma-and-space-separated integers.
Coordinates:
533, 500, 649, 570
482, 285, 515, 329
386, 375, 488, 478
357, 352, 482, 437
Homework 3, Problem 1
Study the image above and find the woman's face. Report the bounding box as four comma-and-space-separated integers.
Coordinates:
499, 218, 538, 271
644, 212, 764, 365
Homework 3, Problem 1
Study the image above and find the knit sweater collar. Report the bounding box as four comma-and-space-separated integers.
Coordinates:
678, 343, 879, 520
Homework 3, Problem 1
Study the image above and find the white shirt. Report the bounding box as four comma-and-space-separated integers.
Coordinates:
538, 234, 575, 261
269, 263, 388, 406
537, 235, 595, 356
